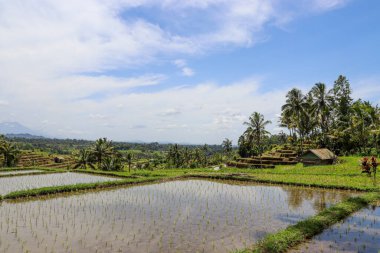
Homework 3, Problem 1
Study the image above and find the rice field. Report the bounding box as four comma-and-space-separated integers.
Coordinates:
0, 179, 358, 253
290, 204, 380, 253
0, 172, 120, 196
0, 170, 42, 176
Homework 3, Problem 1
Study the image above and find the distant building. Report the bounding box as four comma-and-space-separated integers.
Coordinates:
300, 149, 337, 166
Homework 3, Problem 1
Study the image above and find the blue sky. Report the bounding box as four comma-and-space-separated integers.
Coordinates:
0, 0, 379, 144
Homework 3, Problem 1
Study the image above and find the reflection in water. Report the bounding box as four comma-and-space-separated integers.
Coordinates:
284, 187, 354, 212
0, 180, 358, 253
290, 204, 380, 253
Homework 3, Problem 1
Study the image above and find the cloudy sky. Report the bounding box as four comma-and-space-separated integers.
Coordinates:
0, 0, 379, 144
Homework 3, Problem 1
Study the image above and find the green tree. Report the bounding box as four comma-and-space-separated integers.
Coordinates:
92, 137, 113, 168
0, 140, 20, 167
126, 152, 133, 172
310, 82, 332, 146
281, 88, 308, 152
243, 112, 271, 167
222, 138, 233, 160
100, 155, 123, 171
72, 149, 95, 170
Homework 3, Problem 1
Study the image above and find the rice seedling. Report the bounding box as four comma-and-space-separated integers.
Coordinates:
0, 179, 359, 253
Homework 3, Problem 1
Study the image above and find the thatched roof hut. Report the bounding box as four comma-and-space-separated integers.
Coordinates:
300, 149, 336, 166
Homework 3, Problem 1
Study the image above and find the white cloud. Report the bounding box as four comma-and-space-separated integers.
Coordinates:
0, 0, 351, 143
181, 67, 195, 77
173, 59, 195, 77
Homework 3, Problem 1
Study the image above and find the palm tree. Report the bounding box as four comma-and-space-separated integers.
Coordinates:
310, 82, 331, 146
126, 152, 133, 172
92, 137, 113, 168
282, 88, 308, 152
243, 112, 271, 167
0, 140, 20, 167
222, 138, 233, 160
101, 155, 123, 171
72, 149, 95, 170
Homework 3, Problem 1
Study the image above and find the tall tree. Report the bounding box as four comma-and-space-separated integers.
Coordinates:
73, 149, 95, 170
222, 138, 233, 159
0, 140, 20, 167
126, 152, 133, 172
281, 88, 308, 152
243, 112, 271, 167
310, 82, 332, 146
92, 137, 113, 168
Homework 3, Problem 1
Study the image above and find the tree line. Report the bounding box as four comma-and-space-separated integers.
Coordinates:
238, 75, 380, 157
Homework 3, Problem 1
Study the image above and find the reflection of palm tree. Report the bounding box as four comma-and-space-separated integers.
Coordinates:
285, 187, 303, 209
73, 149, 95, 170
0, 140, 20, 167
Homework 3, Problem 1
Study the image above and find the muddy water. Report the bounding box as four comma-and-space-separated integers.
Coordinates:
290, 204, 380, 253
0, 172, 120, 195
0, 179, 358, 253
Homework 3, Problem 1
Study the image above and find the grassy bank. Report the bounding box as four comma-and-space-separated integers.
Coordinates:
236, 191, 380, 253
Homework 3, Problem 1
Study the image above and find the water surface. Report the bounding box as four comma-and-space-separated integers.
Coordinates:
0, 179, 358, 253
290, 204, 380, 253
0, 172, 120, 195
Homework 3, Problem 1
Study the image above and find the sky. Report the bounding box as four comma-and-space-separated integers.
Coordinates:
0, 0, 379, 144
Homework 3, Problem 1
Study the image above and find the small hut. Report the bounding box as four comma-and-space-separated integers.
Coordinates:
301, 149, 336, 166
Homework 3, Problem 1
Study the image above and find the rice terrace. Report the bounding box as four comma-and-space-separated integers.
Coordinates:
1, 1, 380, 253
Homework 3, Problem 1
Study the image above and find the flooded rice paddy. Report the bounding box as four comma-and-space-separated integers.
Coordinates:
0, 170, 42, 176
0, 179, 358, 253
0, 172, 120, 195
290, 204, 380, 253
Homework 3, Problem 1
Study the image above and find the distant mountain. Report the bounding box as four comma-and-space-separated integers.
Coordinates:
0, 122, 42, 136
5, 133, 46, 139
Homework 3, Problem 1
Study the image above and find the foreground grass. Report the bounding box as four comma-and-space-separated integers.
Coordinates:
236, 192, 380, 253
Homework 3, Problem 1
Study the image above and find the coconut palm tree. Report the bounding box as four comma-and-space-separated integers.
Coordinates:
310, 82, 332, 145
92, 137, 113, 168
100, 155, 123, 171
282, 88, 308, 152
126, 152, 133, 172
0, 140, 20, 167
222, 138, 233, 160
243, 112, 271, 167
72, 149, 95, 170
